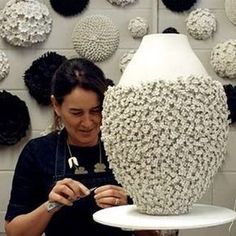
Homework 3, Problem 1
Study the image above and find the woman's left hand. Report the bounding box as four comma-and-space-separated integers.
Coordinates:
94, 185, 128, 208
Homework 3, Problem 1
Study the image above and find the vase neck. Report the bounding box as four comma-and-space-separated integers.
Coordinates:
119, 34, 208, 87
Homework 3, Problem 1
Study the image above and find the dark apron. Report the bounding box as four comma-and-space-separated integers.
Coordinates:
45, 130, 132, 236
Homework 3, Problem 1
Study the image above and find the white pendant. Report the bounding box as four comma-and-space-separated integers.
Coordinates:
68, 156, 79, 169
94, 162, 106, 173
75, 166, 88, 175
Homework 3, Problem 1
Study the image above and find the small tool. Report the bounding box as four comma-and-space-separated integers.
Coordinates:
47, 187, 97, 212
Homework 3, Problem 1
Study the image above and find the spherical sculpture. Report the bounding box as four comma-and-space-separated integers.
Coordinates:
210, 40, 236, 80
225, 0, 236, 25
161, 0, 197, 12
24, 52, 67, 105
101, 34, 230, 215
162, 27, 179, 34
0, 0, 53, 47
224, 84, 236, 123
106, 0, 137, 7
49, 0, 89, 17
128, 17, 149, 39
119, 50, 136, 73
72, 15, 120, 62
0, 51, 10, 81
186, 8, 216, 40
0, 90, 30, 145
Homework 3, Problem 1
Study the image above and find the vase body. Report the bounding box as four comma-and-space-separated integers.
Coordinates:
101, 34, 229, 215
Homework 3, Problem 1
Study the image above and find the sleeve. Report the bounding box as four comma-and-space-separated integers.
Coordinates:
5, 140, 44, 221
223, 84, 236, 123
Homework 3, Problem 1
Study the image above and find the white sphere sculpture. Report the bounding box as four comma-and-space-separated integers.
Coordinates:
128, 17, 149, 39
72, 15, 120, 62
0, 0, 53, 47
0, 51, 10, 80
186, 8, 216, 40
101, 34, 229, 215
119, 50, 136, 73
211, 40, 236, 79
106, 0, 137, 7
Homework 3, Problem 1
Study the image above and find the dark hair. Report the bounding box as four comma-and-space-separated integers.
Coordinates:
51, 57, 114, 130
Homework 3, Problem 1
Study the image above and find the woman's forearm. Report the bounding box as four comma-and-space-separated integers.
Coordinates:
5, 201, 56, 236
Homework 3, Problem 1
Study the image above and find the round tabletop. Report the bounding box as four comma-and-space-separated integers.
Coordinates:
93, 204, 236, 230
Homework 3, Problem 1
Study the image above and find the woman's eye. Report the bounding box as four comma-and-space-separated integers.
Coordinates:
91, 109, 101, 114
71, 112, 82, 116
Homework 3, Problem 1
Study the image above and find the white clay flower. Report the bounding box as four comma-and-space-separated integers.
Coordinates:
0, 0, 52, 47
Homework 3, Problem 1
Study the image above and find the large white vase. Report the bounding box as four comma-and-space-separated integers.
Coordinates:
101, 34, 229, 215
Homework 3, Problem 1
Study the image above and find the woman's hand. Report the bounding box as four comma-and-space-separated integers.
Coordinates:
48, 178, 90, 207
94, 185, 128, 208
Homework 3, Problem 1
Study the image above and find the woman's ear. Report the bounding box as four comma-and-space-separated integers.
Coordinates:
51, 95, 61, 117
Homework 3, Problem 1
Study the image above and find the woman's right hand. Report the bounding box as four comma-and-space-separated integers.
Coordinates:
48, 178, 90, 207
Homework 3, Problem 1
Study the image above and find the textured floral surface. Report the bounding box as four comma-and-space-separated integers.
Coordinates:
72, 15, 119, 62
0, 90, 30, 145
0, 51, 10, 81
102, 76, 229, 215
186, 8, 216, 40
128, 17, 149, 39
49, 0, 89, 16
0, 0, 52, 47
106, 0, 137, 7
161, 0, 197, 12
210, 40, 236, 79
119, 50, 136, 73
24, 52, 67, 105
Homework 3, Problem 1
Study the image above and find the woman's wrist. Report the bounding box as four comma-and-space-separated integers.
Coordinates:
45, 201, 62, 213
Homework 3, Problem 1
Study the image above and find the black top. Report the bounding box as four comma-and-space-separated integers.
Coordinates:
5, 130, 133, 236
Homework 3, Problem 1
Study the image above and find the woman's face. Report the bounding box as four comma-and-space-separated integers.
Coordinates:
52, 87, 102, 147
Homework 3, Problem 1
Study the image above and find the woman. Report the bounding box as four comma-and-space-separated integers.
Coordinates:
5, 58, 133, 236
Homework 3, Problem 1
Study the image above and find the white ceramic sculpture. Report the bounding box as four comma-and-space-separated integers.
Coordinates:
106, 0, 137, 7
128, 17, 149, 39
101, 34, 229, 215
72, 15, 119, 62
211, 39, 236, 79
0, 51, 10, 80
119, 50, 136, 73
186, 8, 216, 40
0, 0, 52, 47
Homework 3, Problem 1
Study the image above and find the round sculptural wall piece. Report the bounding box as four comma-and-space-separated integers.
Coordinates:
0, 0, 52, 47
128, 17, 149, 39
119, 50, 136, 73
101, 76, 229, 215
0, 51, 10, 81
106, 0, 137, 7
0, 90, 30, 145
211, 40, 236, 79
72, 15, 120, 62
161, 0, 197, 12
24, 52, 67, 105
49, 0, 89, 16
186, 8, 217, 40
162, 27, 179, 34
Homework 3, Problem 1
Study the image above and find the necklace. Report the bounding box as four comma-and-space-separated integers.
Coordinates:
67, 140, 106, 174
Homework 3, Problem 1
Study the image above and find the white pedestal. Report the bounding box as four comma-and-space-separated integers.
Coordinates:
93, 204, 236, 230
